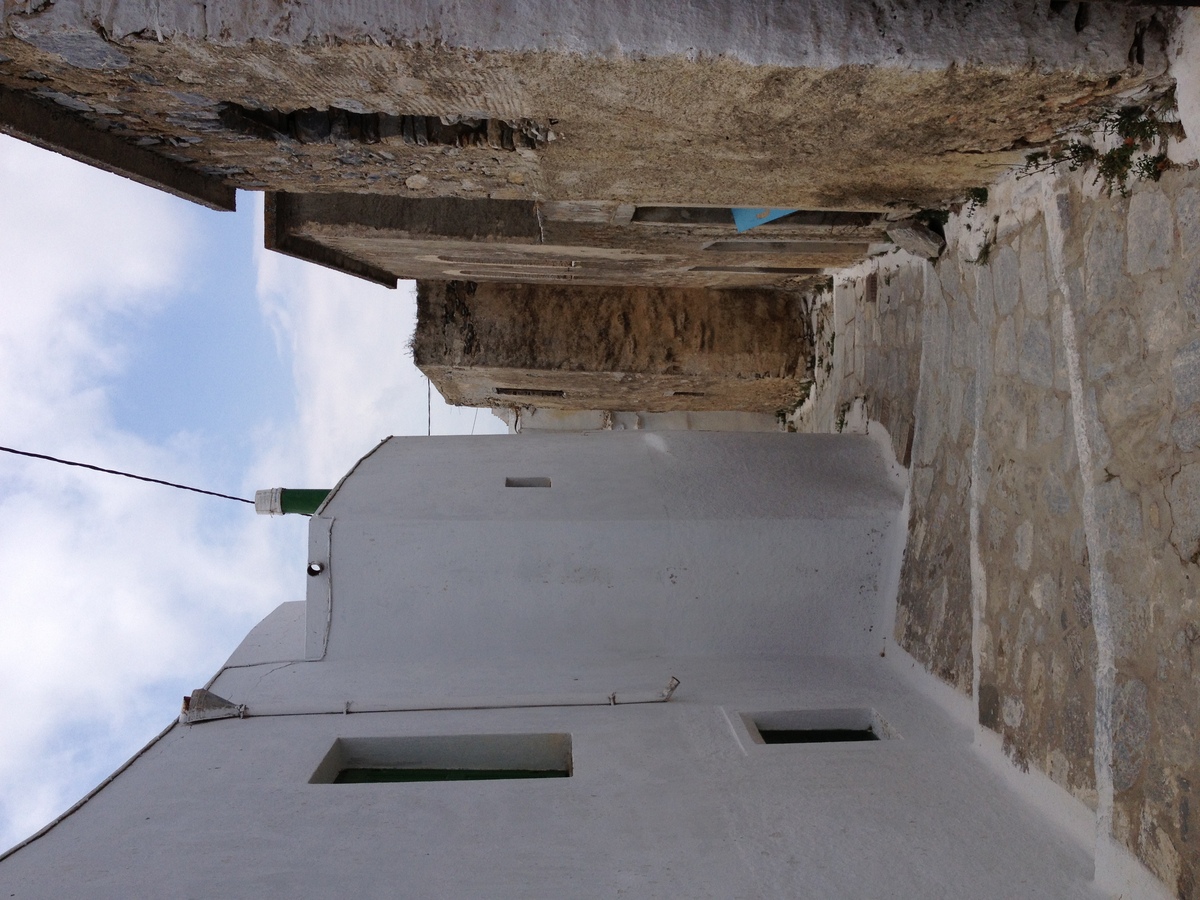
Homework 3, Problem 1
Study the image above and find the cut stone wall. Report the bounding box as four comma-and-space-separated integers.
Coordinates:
798, 162, 1200, 896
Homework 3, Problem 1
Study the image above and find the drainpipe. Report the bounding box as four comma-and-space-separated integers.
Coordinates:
254, 487, 331, 516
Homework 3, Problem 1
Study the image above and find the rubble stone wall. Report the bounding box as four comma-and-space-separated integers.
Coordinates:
798, 164, 1200, 897
414, 280, 812, 414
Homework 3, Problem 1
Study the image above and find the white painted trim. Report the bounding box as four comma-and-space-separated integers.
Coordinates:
305, 516, 333, 661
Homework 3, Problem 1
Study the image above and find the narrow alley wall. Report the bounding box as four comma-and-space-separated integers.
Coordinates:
797, 164, 1200, 898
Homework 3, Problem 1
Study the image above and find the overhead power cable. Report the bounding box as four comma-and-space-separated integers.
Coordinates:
0, 445, 254, 504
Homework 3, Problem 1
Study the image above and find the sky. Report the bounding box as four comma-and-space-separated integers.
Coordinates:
0, 133, 506, 852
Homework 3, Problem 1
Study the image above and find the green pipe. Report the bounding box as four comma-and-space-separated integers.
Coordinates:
280, 489, 331, 515
254, 487, 332, 516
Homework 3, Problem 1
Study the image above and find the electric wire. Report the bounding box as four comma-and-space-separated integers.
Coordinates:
0, 445, 254, 504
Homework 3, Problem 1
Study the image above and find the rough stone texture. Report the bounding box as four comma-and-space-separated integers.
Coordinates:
802, 162, 1200, 896
414, 280, 812, 414
792, 254, 975, 688
271, 192, 883, 290
953, 168, 1199, 897
0, 0, 1173, 210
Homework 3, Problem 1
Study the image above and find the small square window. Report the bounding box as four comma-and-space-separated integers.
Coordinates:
505, 476, 551, 488
309, 734, 572, 783
742, 708, 896, 745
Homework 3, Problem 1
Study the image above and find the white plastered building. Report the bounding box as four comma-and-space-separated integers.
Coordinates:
0, 431, 1161, 897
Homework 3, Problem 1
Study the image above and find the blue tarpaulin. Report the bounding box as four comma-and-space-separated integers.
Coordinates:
732, 208, 799, 233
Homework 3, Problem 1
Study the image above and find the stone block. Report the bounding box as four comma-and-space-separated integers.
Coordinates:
1041, 468, 1070, 518
1182, 256, 1200, 327
1112, 677, 1150, 792
1053, 312, 1071, 394
1176, 186, 1200, 259
1170, 405, 1200, 451
1018, 318, 1055, 388
1015, 520, 1034, 571
1126, 189, 1174, 275
1171, 338, 1200, 410
1085, 209, 1128, 315
1137, 276, 1188, 355
1094, 478, 1144, 549
886, 220, 945, 260
992, 243, 1020, 316
995, 316, 1018, 376
1084, 387, 1114, 472
1018, 223, 1049, 317
951, 297, 975, 370
1167, 461, 1200, 561
1085, 308, 1139, 380
1071, 576, 1092, 629
1035, 394, 1066, 445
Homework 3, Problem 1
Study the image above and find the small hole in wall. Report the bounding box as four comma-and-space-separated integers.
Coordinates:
759, 727, 878, 744
494, 387, 566, 398
671, 391, 705, 397
688, 266, 823, 275
506, 477, 551, 488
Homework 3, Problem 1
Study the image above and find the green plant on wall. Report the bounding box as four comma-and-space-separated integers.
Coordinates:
1019, 104, 1174, 197
964, 187, 989, 214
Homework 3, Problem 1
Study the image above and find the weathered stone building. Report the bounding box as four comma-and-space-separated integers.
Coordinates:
792, 156, 1200, 897
0, 0, 1175, 287
268, 194, 889, 289
3, 2, 1198, 897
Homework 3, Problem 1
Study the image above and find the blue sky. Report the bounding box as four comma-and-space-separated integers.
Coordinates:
0, 134, 505, 851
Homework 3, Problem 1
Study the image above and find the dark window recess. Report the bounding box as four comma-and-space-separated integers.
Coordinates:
218, 102, 551, 149
632, 207, 879, 228
743, 708, 896, 745
671, 391, 706, 397
506, 477, 552, 488
689, 266, 823, 275
758, 728, 879, 744
309, 734, 573, 784
632, 206, 734, 225
495, 387, 566, 398
705, 241, 870, 254
335, 768, 567, 783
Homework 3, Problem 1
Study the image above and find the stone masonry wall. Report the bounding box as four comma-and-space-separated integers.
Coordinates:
797, 163, 1200, 896
0, 1, 1173, 209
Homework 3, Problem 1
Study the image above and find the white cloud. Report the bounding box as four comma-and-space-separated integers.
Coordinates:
0, 140, 505, 852
0, 138, 294, 849
251, 192, 505, 488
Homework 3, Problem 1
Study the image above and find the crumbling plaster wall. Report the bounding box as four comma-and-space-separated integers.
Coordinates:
0, 1, 1175, 209
797, 163, 1200, 897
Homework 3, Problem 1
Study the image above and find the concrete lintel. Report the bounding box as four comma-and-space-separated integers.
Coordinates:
278, 192, 543, 242
265, 193, 397, 288
0, 85, 235, 212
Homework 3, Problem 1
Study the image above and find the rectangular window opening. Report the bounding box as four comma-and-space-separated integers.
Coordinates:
743, 708, 895, 745
704, 240, 870, 254
505, 476, 552, 488
495, 387, 566, 398
335, 767, 567, 783
631, 207, 879, 228
310, 734, 572, 784
689, 266, 822, 275
758, 728, 878, 744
